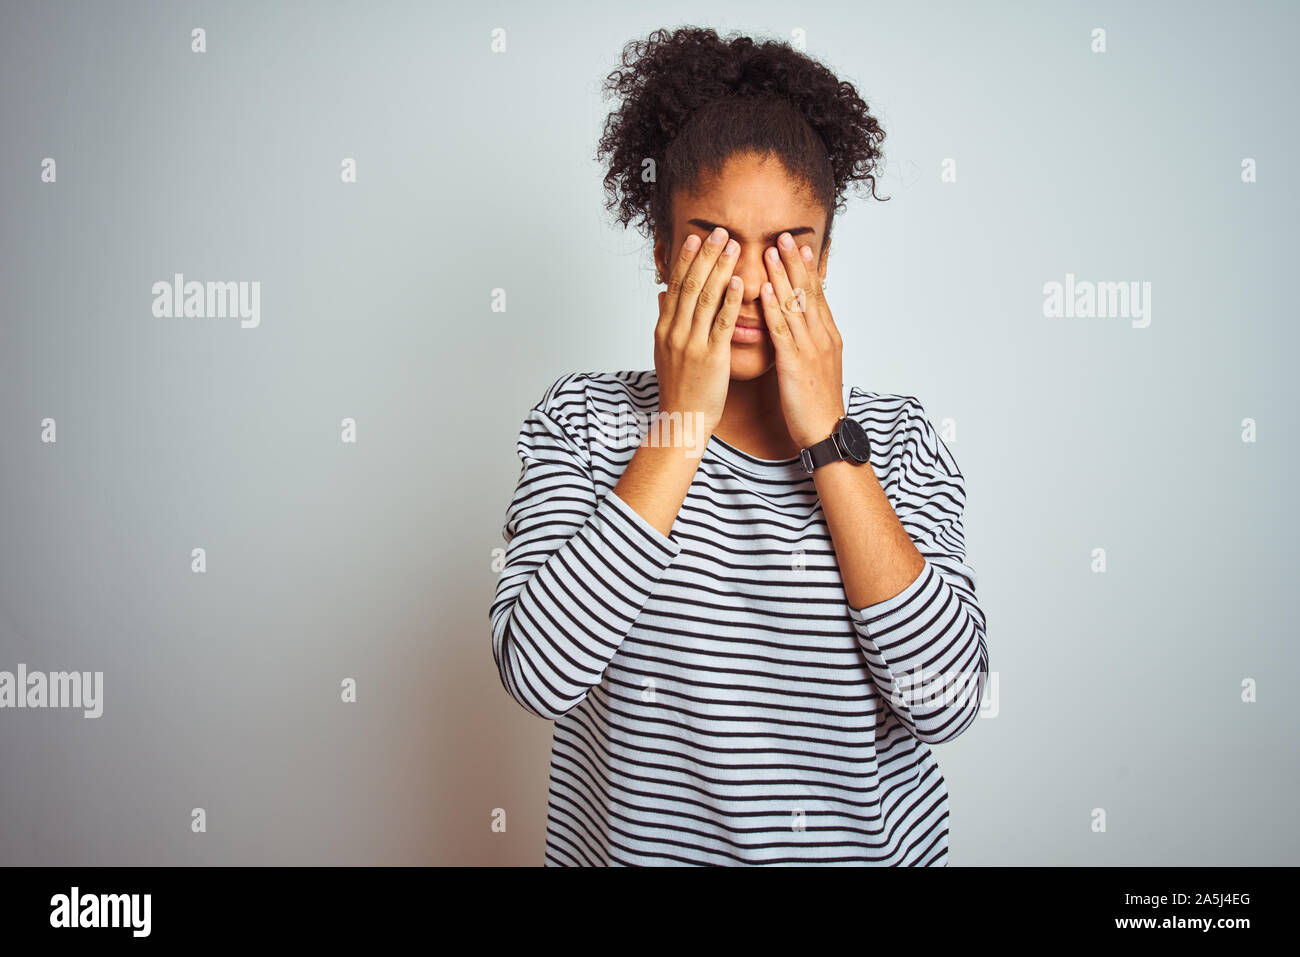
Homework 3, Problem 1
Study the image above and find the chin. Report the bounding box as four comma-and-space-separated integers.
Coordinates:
729, 346, 775, 381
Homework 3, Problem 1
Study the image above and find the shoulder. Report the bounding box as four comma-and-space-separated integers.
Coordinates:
526, 369, 658, 448
531, 369, 657, 418
846, 386, 963, 483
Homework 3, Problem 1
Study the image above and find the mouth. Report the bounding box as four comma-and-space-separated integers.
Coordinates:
731, 316, 769, 344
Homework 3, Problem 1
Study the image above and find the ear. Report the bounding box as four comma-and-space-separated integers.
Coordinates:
653, 233, 669, 281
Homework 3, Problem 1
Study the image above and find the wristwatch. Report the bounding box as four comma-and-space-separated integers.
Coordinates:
799, 415, 872, 473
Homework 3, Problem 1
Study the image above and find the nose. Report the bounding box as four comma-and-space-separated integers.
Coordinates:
732, 244, 771, 312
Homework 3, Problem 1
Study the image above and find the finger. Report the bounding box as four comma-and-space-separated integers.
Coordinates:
759, 280, 797, 357
814, 284, 842, 350
656, 233, 701, 341
671, 226, 729, 348
707, 274, 743, 348
775, 234, 831, 350
798, 243, 839, 347
763, 243, 811, 352
692, 237, 738, 346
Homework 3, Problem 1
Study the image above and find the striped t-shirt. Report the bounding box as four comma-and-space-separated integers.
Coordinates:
490, 369, 989, 865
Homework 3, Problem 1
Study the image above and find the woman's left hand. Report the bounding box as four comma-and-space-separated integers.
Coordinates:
759, 234, 846, 450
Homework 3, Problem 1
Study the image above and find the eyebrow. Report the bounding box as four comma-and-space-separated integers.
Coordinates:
685, 218, 817, 245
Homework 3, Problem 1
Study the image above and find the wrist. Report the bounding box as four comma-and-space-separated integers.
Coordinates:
794, 409, 846, 450
638, 412, 713, 463
653, 407, 720, 446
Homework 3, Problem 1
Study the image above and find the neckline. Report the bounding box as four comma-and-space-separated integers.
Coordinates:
705, 432, 807, 478
702, 382, 857, 479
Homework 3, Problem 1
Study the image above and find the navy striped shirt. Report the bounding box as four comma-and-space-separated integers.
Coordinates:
490, 370, 989, 865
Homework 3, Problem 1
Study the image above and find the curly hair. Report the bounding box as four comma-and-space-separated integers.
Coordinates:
595, 26, 888, 256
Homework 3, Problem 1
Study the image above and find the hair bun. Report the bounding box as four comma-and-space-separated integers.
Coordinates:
597, 26, 887, 245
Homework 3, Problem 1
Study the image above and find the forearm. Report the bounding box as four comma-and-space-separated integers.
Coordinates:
814, 457, 925, 609
492, 397, 690, 719
612, 437, 705, 538
815, 409, 987, 745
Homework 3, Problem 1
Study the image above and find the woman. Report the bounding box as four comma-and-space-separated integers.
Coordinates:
489, 26, 989, 866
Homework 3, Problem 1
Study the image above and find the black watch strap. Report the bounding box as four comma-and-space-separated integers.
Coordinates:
800, 416, 871, 473
800, 421, 847, 474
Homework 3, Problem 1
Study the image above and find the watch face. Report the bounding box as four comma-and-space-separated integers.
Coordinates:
838, 416, 871, 462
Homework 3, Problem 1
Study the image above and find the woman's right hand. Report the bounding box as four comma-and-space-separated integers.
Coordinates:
654, 226, 743, 440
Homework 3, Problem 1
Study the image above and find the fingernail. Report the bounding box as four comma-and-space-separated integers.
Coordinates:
801, 245, 813, 262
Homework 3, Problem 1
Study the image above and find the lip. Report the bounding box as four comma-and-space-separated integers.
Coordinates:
736, 316, 764, 327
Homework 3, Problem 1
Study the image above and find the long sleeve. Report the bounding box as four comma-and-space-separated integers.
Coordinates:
489, 382, 682, 720
847, 399, 990, 745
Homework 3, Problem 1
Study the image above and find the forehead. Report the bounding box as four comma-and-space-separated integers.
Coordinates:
672, 152, 822, 238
